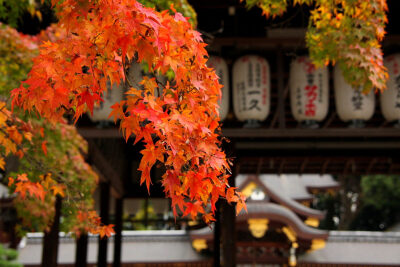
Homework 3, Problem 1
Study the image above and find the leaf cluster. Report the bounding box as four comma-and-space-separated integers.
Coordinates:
139, 0, 197, 27
0, 23, 110, 237
12, 0, 247, 223
243, 0, 388, 93
0, 244, 22, 267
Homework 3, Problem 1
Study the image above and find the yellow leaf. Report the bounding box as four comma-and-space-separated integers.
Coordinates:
51, 185, 65, 198
0, 157, 5, 170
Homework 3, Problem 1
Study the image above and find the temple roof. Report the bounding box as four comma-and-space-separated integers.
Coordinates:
300, 174, 340, 191
190, 202, 328, 241
238, 175, 325, 219
274, 174, 314, 201
237, 202, 328, 240
237, 174, 339, 201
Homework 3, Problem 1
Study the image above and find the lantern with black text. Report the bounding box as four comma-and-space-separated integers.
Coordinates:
208, 56, 230, 121
233, 55, 270, 127
381, 54, 400, 124
290, 56, 329, 127
334, 66, 375, 127
91, 82, 124, 122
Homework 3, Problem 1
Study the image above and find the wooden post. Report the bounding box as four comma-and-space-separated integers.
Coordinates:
75, 234, 88, 267
113, 197, 123, 267
221, 175, 236, 267
277, 47, 286, 129
98, 182, 110, 267
213, 200, 220, 267
41, 196, 62, 267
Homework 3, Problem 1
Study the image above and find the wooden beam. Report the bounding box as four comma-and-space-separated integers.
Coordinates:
379, 121, 389, 128
300, 158, 309, 174
388, 158, 394, 174
322, 111, 336, 129
234, 141, 400, 150
256, 158, 263, 175
78, 128, 121, 138
278, 159, 286, 175
223, 128, 400, 138
221, 164, 237, 267
366, 158, 378, 174
209, 35, 400, 49
270, 85, 288, 129
98, 182, 110, 267
41, 196, 62, 267
213, 201, 220, 267
277, 47, 286, 129
321, 159, 330, 175
212, 37, 305, 49
343, 158, 354, 176
75, 234, 88, 267
236, 156, 400, 175
113, 198, 123, 267
79, 127, 400, 139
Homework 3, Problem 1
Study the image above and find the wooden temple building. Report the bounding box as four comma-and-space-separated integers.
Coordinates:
14, 175, 400, 266
2, 0, 400, 266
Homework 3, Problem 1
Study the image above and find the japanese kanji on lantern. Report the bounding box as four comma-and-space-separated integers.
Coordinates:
289, 56, 329, 127
208, 56, 230, 121
334, 66, 375, 126
381, 54, 400, 123
90, 82, 124, 122
233, 55, 270, 127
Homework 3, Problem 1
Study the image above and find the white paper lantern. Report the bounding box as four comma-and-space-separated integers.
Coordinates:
334, 66, 375, 122
91, 81, 124, 122
290, 56, 329, 123
233, 55, 270, 125
207, 56, 230, 121
381, 54, 400, 122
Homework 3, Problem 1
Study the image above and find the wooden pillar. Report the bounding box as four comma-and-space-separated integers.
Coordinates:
113, 197, 123, 267
41, 196, 62, 267
221, 175, 236, 267
75, 234, 88, 267
277, 47, 286, 129
98, 182, 110, 267
213, 200, 221, 267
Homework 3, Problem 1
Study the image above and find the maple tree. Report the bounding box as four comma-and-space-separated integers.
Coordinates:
8, 0, 247, 225
0, 23, 112, 237
2, 0, 389, 233
244, 0, 388, 93
140, 0, 197, 27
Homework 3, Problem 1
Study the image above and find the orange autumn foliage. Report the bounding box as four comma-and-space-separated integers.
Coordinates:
12, 0, 246, 222
1, 23, 112, 237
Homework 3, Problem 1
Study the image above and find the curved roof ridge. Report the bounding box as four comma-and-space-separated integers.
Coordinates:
256, 175, 325, 219
237, 202, 328, 240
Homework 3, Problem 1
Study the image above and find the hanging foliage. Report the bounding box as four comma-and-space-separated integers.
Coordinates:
243, 0, 388, 93
11, 0, 247, 223
1, 23, 111, 237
